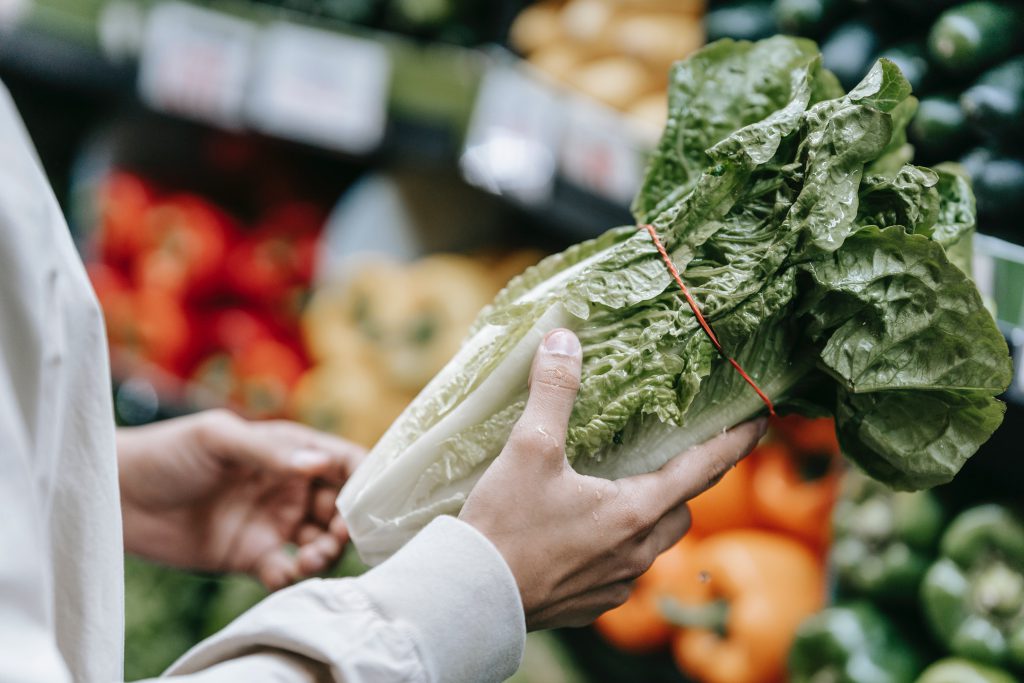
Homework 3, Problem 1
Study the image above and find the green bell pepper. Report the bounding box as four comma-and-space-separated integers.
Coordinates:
916, 657, 1017, 683
832, 471, 944, 600
921, 504, 1024, 669
789, 602, 923, 683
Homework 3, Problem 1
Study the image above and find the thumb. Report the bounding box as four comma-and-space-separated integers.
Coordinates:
505, 329, 583, 468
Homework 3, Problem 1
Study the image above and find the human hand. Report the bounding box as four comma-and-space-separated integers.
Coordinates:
459, 329, 767, 630
118, 410, 365, 590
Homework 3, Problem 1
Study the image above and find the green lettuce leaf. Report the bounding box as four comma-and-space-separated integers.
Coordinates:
339, 38, 1012, 564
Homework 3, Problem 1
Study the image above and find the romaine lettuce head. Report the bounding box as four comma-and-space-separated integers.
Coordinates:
339, 37, 1012, 564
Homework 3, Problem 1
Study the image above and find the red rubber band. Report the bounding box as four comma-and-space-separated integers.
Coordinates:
640, 224, 776, 416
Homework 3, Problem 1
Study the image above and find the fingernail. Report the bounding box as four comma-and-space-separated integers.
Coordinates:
292, 449, 330, 468
543, 329, 580, 357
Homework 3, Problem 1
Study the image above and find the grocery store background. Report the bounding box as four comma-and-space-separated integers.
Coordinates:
2, 0, 1023, 681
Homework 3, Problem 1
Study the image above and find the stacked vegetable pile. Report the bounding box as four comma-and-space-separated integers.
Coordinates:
594, 416, 842, 683
507, 0, 706, 130
704, 0, 1024, 240
790, 473, 1024, 683
87, 171, 322, 419
339, 36, 1012, 564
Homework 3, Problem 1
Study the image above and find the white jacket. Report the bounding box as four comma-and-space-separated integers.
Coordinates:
0, 81, 525, 683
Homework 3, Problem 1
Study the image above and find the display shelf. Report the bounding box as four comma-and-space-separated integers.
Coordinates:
2, 2, 653, 235
0, 23, 134, 92
1, 0, 487, 160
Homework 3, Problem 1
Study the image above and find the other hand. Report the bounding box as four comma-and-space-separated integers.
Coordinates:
118, 410, 365, 590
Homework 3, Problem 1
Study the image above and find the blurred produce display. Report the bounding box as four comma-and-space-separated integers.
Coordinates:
789, 602, 924, 683
592, 417, 841, 682
295, 249, 543, 447
705, 0, 1024, 240
508, 0, 706, 130
784, 478, 1024, 682
87, 171, 322, 420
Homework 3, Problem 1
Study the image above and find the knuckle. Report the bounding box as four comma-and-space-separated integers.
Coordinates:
703, 454, 732, 490
678, 505, 693, 534
625, 553, 653, 580
198, 408, 237, 436
618, 502, 653, 534
533, 363, 581, 393
609, 582, 633, 608
512, 426, 564, 459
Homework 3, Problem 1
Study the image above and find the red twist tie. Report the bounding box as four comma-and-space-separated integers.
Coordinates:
640, 224, 776, 416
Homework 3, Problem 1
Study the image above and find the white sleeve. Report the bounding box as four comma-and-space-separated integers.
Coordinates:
0, 349, 74, 683
162, 516, 526, 683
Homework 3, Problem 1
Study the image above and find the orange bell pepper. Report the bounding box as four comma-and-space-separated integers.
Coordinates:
772, 415, 840, 455
663, 530, 825, 683
593, 535, 699, 654
750, 442, 840, 549
688, 452, 759, 535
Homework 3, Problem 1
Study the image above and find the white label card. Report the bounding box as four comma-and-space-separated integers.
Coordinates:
138, 2, 255, 128
0, 0, 30, 29
560, 97, 644, 206
246, 23, 391, 154
461, 62, 563, 204
1016, 341, 1024, 396
972, 240, 996, 302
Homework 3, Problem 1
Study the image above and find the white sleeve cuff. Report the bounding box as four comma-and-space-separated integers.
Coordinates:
165, 516, 525, 683
352, 515, 526, 683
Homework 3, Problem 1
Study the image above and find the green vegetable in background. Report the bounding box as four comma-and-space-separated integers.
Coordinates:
832, 471, 944, 601
961, 56, 1024, 148
772, 0, 841, 37
201, 575, 268, 639
921, 505, 1024, 669
339, 36, 1011, 565
911, 95, 973, 159
789, 602, 923, 683
704, 1, 777, 42
916, 657, 1018, 683
968, 155, 1024, 220
927, 2, 1024, 76
820, 21, 879, 89
123, 558, 218, 680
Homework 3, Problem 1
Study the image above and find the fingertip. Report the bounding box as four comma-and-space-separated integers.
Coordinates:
733, 417, 769, 449
542, 329, 581, 358
329, 514, 349, 539
297, 545, 328, 575
289, 449, 333, 473
257, 552, 299, 591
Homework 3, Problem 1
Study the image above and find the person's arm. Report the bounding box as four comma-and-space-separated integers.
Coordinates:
164, 516, 524, 683
143, 329, 764, 683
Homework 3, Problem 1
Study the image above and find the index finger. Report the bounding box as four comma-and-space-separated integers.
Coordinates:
622, 418, 768, 518
258, 421, 367, 483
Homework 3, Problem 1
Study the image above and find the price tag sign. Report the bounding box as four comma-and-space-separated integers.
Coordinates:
560, 97, 645, 206
0, 0, 30, 29
1015, 339, 1024, 397
972, 235, 997, 302
246, 23, 391, 154
138, 2, 255, 128
461, 61, 563, 204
